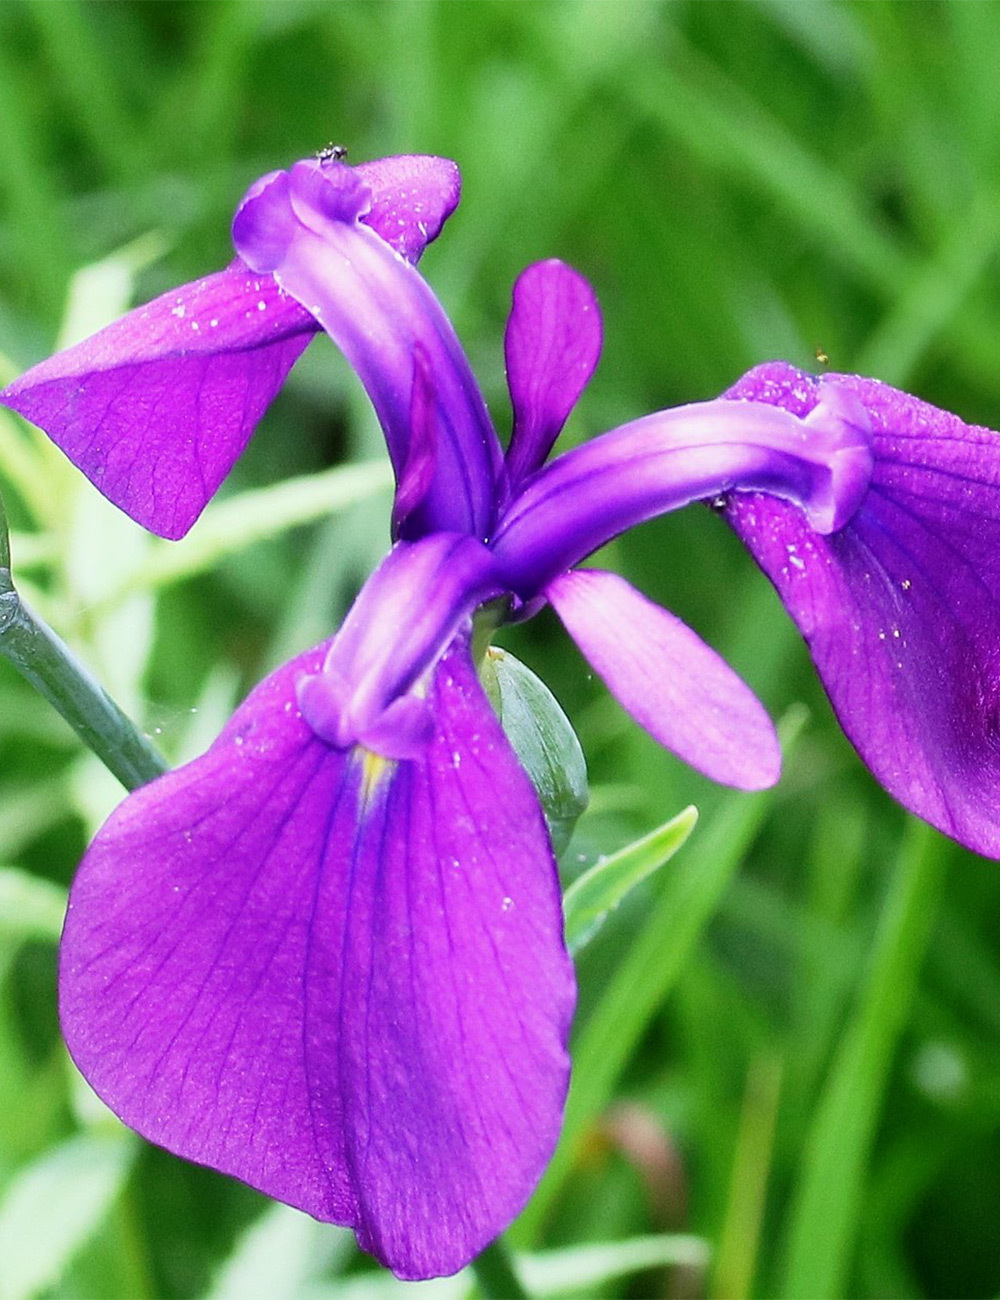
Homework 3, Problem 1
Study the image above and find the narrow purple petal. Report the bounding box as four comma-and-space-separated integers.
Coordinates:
298, 533, 502, 757
492, 383, 873, 597
725, 361, 1000, 858
233, 161, 503, 539
503, 260, 602, 492
353, 154, 462, 263
0, 266, 315, 538
547, 569, 780, 789
59, 638, 575, 1279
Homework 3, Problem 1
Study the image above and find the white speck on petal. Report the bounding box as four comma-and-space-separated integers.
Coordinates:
171, 304, 186, 318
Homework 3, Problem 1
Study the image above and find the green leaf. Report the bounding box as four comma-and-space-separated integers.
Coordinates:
301, 1235, 710, 1300
519, 1233, 710, 1293
96, 459, 393, 609
563, 805, 698, 952
0, 866, 66, 945
207, 1203, 354, 1300
778, 820, 949, 1299
480, 647, 588, 857
55, 233, 167, 351
0, 1132, 135, 1300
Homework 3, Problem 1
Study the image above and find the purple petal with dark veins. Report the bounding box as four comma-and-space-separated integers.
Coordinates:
724, 361, 1000, 858
0, 154, 461, 539
298, 532, 502, 757
503, 260, 602, 493
59, 637, 575, 1279
547, 569, 780, 789
234, 161, 502, 540
0, 266, 315, 538
492, 384, 873, 596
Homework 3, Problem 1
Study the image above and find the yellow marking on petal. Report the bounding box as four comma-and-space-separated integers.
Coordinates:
356, 747, 394, 807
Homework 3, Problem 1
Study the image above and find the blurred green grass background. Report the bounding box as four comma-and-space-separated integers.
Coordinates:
1, 2, 999, 1297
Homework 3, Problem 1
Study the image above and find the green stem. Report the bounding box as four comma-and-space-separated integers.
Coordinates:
470, 1239, 530, 1300
0, 564, 167, 791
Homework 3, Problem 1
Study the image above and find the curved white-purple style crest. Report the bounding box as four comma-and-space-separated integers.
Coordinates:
0, 154, 461, 539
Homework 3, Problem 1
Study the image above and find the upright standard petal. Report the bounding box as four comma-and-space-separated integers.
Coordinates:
59, 638, 574, 1279
724, 361, 1000, 858
547, 569, 780, 790
492, 384, 873, 596
233, 161, 503, 540
0, 266, 315, 538
503, 260, 602, 493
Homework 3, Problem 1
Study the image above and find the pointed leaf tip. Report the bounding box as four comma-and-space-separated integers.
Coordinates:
563, 806, 699, 952
481, 646, 589, 856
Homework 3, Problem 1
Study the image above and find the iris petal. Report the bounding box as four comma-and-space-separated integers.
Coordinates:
0, 265, 314, 538
725, 361, 1000, 857
503, 260, 602, 493
59, 638, 574, 1279
353, 154, 462, 263
547, 569, 781, 790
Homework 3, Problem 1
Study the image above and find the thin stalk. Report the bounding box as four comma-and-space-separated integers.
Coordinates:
0, 488, 166, 790
0, 573, 167, 790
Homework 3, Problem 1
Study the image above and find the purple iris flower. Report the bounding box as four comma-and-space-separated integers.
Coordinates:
4, 154, 1000, 1279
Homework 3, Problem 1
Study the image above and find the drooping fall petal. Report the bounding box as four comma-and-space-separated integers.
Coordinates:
59, 638, 574, 1279
0, 266, 314, 538
725, 361, 1000, 857
547, 568, 780, 790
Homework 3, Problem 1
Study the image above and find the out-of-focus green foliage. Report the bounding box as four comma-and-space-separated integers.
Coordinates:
1, 2, 999, 1296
